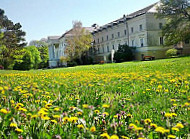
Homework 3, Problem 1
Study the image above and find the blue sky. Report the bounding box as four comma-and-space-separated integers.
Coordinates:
0, 0, 158, 44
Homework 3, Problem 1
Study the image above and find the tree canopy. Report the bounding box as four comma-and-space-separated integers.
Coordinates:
65, 21, 93, 64
0, 9, 26, 69
156, 0, 190, 45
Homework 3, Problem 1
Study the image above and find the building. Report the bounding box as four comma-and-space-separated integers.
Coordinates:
48, 2, 190, 67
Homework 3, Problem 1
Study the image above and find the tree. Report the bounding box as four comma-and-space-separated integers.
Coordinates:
156, 0, 190, 45
65, 21, 93, 64
0, 9, 26, 69
114, 44, 134, 63
13, 46, 42, 70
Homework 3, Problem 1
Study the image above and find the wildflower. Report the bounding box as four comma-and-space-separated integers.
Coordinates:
77, 111, 83, 116
10, 100, 15, 104
172, 127, 179, 132
10, 123, 17, 128
150, 123, 157, 128
41, 116, 50, 120
110, 135, 119, 139
155, 127, 165, 134
100, 133, 110, 139
83, 104, 89, 109
168, 135, 176, 139
171, 113, 177, 117
54, 107, 60, 111
121, 136, 129, 139
102, 104, 110, 108
15, 128, 23, 133
175, 123, 184, 129
90, 126, 96, 132
170, 99, 176, 102
102, 112, 109, 116
63, 117, 69, 123
18, 107, 27, 112
69, 117, 78, 123
16, 103, 24, 107
53, 115, 61, 119
77, 124, 84, 129
129, 123, 137, 129
51, 120, 57, 124
136, 127, 143, 131
144, 118, 151, 124
0, 108, 8, 114
126, 114, 132, 118
165, 113, 172, 118
31, 115, 38, 119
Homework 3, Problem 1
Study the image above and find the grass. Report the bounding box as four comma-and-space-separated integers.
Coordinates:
0, 57, 189, 138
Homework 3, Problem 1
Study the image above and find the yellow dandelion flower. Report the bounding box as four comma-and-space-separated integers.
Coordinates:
53, 115, 61, 119
110, 135, 119, 139
175, 123, 184, 129
83, 104, 89, 109
10, 123, 17, 128
144, 118, 151, 124
150, 123, 157, 128
90, 126, 96, 132
10, 100, 15, 104
77, 111, 83, 116
100, 133, 110, 139
54, 107, 60, 111
102, 112, 109, 116
0, 108, 8, 114
15, 128, 23, 133
121, 136, 129, 139
69, 117, 78, 123
77, 124, 84, 129
102, 104, 110, 108
168, 135, 176, 139
51, 120, 57, 124
155, 127, 165, 134
172, 127, 179, 132
41, 116, 50, 120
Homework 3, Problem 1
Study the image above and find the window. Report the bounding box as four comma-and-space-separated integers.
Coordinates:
118, 32, 120, 37
102, 37, 104, 42
159, 23, 163, 29
140, 38, 144, 47
112, 34, 114, 39
160, 37, 164, 45
106, 35, 109, 41
98, 38, 99, 43
97, 47, 100, 53
107, 46, 109, 52
124, 30, 127, 35
139, 24, 143, 31
131, 27, 133, 33
102, 46, 104, 53
112, 45, 115, 49
132, 40, 135, 46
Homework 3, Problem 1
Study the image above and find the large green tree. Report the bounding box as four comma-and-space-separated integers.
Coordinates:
0, 9, 26, 69
156, 0, 190, 45
65, 21, 93, 64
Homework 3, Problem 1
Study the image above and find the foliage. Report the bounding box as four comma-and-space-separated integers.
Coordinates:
35, 41, 49, 68
13, 46, 41, 70
65, 21, 93, 64
0, 57, 189, 138
166, 48, 178, 57
156, 0, 190, 45
0, 9, 26, 69
114, 44, 134, 62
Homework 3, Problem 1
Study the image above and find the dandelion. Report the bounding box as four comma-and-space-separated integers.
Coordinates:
150, 123, 157, 128
175, 123, 184, 129
51, 120, 57, 124
90, 126, 96, 132
53, 115, 61, 119
110, 135, 119, 139
15, 128, 23, 133
155, 127, 165, 134
168, 135, 176, 139
69, 117, 78, 123
172, 127, 179, 132
121, 136, 129, 139
83, 104, 89, 109
102, 104, 110, 108
0, 108, 9, 114
100, 133, 110, 139
144, 118, 151, 124
77, 124, 84, 129
10, 123, 17, 128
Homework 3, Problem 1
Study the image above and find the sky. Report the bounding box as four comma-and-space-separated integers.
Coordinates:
0, 0, 158, 44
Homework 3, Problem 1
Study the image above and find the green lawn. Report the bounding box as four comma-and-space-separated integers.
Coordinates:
0, 57, 189, 138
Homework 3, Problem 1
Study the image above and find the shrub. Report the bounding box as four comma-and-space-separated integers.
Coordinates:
114, 44, 134, 62
166, 48, 177, 57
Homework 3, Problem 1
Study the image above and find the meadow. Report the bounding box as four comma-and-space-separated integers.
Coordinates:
0, 57, 190, 139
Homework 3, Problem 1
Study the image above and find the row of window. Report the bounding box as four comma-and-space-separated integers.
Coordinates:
96, 30, 127, 43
